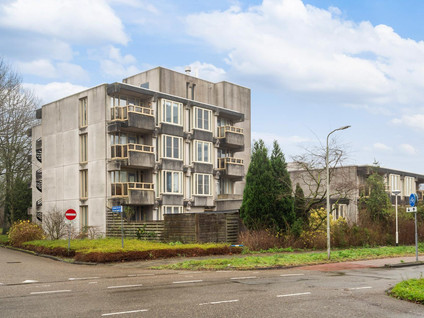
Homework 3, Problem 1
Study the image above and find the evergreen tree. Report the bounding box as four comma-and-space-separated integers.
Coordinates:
294, 183, 307, 224
270, 141, 295, 230
6, 177, 31, 223
240, 139, 275, 230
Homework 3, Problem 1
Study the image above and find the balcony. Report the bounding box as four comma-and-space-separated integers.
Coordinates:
36, 180, 42, 192
111, 182, 154, 205
217, 157, 245, 180
109, 106, 155, 133
217, 126, 244, 150
110, 144, 155, 169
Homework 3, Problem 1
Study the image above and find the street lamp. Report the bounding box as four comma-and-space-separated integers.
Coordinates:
326, 125, 351, 260
392, 189, 401, 246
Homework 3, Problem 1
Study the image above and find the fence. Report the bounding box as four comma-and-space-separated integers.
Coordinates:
106, 210, 239, 243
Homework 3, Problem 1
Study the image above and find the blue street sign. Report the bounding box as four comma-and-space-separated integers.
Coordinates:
112, 206, 123, 213
409, 193, 418, 207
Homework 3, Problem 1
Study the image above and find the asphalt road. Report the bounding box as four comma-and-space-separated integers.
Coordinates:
1, 247, 424, 317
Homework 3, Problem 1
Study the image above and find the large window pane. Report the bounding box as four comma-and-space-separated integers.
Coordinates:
173, 102, 179, 124
173, 138, 179, 159
204, 143, 209, 162
165, 101, 172, 122
197, 108, 202, 128
204, 110, 209, 130
166, 172, 172, 192
173, 172, 179, 192
166, 136, 172, 157
204, 175, 210, 195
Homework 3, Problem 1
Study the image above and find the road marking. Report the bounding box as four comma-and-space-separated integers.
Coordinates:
280, 274, 305, 277
199, 299, 239, 306
30, 290, 71, 295
88, 282, 98, 284
277, 292, 311, 298
107, 284, 143, 289
216, 270, 233, 273
22, 280, 39, 283
348, 286, 372, 290
173, 280, 203, 284
230, 276, 257, 280
101, 309, 148, 316
127, 274, 137, 277
69, 277, 100, 281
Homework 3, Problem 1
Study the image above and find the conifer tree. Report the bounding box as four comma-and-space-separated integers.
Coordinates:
240, 139, 275, 229
294, 183, 307, 224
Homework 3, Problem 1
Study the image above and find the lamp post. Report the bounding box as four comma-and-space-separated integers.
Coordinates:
392, 190, 401, 246
326, 125, 351, 260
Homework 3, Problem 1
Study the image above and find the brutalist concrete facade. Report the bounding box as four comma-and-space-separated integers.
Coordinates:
30, 67, 251, 234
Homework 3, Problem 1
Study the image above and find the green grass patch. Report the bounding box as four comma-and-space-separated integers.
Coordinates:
23, 238, 229, 254
390, 278, 424, 304
157, 245, 424, 270
0, 234, 9, 245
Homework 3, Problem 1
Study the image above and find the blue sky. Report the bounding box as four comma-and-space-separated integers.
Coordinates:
1, 0, 424, 173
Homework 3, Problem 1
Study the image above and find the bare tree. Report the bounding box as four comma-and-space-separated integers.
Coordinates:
290, 138, 356, 226
43, 210, 67, 240
0, 58, 38, 232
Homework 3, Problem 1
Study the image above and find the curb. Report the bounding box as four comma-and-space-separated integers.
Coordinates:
384, 261, 424, 268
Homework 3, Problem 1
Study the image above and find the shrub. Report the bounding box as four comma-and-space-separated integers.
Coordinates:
239, 229, 281, 251
43, 210, 67, 240
8, 220, 45, 246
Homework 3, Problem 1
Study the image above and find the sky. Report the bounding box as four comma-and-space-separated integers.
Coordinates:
1, 0, 424, 173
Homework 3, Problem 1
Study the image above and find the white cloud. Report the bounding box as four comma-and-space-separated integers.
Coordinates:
392, 114, 424, 131
0, 0, 128, 45
252, 131, 310, 145
399, 143, 416, 155
17, 59, 89, 81
175, 62, 227, 82
23, 82, 88, 104
185, 0, 424, 112
373, 143, 392, 151
98, 46, 139, 78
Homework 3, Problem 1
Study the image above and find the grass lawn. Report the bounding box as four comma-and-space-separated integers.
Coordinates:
0, 234, 8, 245
156, 245, 424, 270
23, 238, 230, 254
390, 278, 424, 304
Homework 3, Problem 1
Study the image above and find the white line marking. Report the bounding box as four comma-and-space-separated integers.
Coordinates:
137, 274, 155, 276
216, 270, 233, 273
349, 286, 372, 290
277, 292, 311, 298
101, 309, 148, 316
69, 277, 100, 281
88, 282, 98, 284
22, 280, 38, 283
107, 284, 143, 289
30, 290, 71, 295
280, 274, 305, 277
173, 280, 203, 284
199, 299, 239, 306
230, 276, 257, 280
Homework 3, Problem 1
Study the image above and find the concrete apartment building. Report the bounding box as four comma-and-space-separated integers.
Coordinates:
289, 165, 424, 224
30, 67, 251, 234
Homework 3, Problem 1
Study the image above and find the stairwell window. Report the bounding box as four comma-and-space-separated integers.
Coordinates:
80, 170, 88, 199
161, 99, 182, 125
193, 107, 211, 131
80, 206, 88, 229
80, 133, 87, 163
79, 97, 87, 128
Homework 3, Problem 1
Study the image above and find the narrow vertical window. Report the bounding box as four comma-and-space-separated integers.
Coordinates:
80, 170, 88, 199
80, 206, 88, 229
80, 133, 87, 163
79, 97, 87, 128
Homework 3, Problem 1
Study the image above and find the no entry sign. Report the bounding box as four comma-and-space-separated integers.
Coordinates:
65, 209, 77, 221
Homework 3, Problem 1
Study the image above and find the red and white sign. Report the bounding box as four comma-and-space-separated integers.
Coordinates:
65, 209, 77, 221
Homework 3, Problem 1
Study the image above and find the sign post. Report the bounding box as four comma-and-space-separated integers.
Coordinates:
65, 209, 77, 254
112, 206, 124, 248
407, 194, 419, 262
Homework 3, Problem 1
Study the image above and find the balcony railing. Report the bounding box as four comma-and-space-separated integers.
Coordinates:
111, 182, 154, 197
217, 125, 244, 138
36, 180, 42, 192
217, 157, 244, 169
36, 168, 42, 181
36, 138, 42, 150
111, 143, 154, 159
36, 199, 42, 207
111, 105, 154, 121
36, 149, 42, 163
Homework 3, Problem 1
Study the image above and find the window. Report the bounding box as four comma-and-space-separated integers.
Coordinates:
79, 97, 87, 128
332, 204, 347, 220
80, 133, 87, 163
162, 171, 182, 194
194, 140, 211, 163
218, 178, 233, 195
80, 170, 88, 199
194, 173, 211, 195
194, 107, 211, 131
404, 176, 416, 197
389, 174, 401, 194
162, 135, 183, 160
163, 206, 183, 214
162, 99, 182, 125
80, 206, 88, 229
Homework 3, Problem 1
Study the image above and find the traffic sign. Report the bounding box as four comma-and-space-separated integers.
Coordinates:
65, 209, 77, 221
409, 193, 418, 207
112, 206, 123, 213
407, 207, 418, 213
